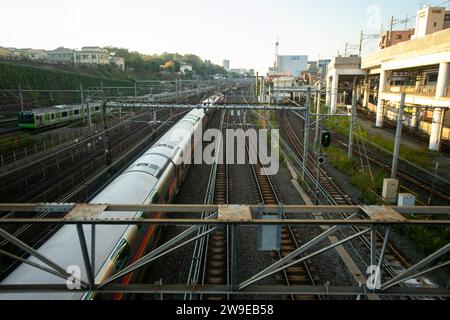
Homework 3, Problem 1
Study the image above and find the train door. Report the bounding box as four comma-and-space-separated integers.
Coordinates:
36, 115, 44, 127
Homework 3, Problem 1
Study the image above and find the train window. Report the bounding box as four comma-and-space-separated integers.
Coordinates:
62, 112, 68, 118
95, 106, 100, 111
74, 109, 80, 115
51, 113, 55, 120
111, 239, 130, 271
18, 113, 34, 124
151, 192, 160, 203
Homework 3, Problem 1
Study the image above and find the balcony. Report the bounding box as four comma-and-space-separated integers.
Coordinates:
384, 85, 450, 98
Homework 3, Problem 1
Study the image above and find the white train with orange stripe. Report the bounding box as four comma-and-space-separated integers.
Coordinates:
0, 93, 223, 300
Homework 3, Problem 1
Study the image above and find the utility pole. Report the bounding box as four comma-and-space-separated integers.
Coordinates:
359, 30, 363, 57
348, 78, 357, 161
302, 87, 311, 181
314, 83, 322, 148
389, 16, 394, 47
100, 82, 112, 170
391, 93, 406, 179
18, 84, 24, 112
80, 83, 91, 136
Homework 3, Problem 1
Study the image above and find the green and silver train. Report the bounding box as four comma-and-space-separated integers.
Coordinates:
18, 102, 102, 129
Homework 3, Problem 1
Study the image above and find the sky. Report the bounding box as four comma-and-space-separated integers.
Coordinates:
1, 0, 449, 74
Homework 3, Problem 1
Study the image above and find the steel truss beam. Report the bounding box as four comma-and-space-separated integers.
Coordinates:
0, 284, 448, 298
0, 203, 448, 298
105, 102, 306, 111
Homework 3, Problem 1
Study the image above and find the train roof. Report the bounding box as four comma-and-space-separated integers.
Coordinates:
0, 107, 207, 300
20, 101, 102, 114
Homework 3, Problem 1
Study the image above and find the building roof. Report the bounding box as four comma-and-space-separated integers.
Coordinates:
362, 28, 450, 69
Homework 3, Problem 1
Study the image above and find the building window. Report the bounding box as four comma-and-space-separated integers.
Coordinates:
434, 22, 437, 27
396, 35, 402, 40
92, 54, 97, 59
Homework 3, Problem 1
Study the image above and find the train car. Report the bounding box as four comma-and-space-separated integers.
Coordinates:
0, 97, 214, 300
18, 102, 102, 130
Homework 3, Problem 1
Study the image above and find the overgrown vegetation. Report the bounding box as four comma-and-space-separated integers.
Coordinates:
323, 117, 449, 257
325, 145, 386, 204
397, 224, 450, 257
323, 116, 441, 171
105, 48, 228, 80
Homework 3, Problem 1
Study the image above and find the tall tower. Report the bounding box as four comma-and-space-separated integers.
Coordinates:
274, 37, 279, 71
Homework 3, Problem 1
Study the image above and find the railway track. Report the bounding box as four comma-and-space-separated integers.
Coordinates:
243, 112, 318, 300
330, 133, 450, 204
279, 110, 427, 299
203, 111, 231, 300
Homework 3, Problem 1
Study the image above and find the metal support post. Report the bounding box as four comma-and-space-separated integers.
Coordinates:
231, 224, 238, 291
76, 225, 95, 289
348, 79, 357, 161
18, 84, 24, 112
391, 93, 405, 179
302, 88, 311, 180
314, 83, 322, 148
370, 226, 377, 271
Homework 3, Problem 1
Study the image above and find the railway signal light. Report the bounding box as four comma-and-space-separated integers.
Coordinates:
321, 132, 331, 148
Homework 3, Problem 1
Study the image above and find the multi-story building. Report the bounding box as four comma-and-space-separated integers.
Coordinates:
180, 63, 193, 74
326, 56, 366, 113
110, 56, 125, 70
362, 28, 450, 151
47, 47, 76, 64
413, 6, 450, 39
318, 59, 331, 78
380, 30, 415, 49
75, 47, 109, 65
277, 55, 308, 77
223, 60, 230, 71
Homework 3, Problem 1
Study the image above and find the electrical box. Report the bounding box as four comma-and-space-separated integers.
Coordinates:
398, 193, 416, 207
257, 215, 281, 252
382, 179, 399, 204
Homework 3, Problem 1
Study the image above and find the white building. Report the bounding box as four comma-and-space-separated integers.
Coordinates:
110, 56, 125, 70
277, 55, 308, 77
223, 60, 230, 71
180, 63, 193, 74
413, 6, 450, 39
75, 47, 109, 65
47, 47, 76, 64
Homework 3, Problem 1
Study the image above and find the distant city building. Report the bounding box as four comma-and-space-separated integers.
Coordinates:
223, 60, 230, 71
307, 61, 318, 69
110, 56, 125, 70
75, 47, 109, 65
229, 68, 254, 77
277, 55, 308, 77
47, 47, 76, 64
318, 59, 331, 78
